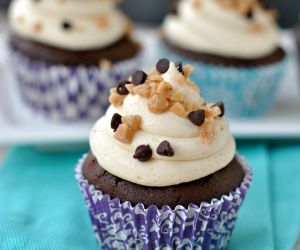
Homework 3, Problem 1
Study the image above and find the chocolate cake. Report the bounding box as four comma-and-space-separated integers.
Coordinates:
83, 154, 245, 208
10, 33, 140, 66
164, 38, 285, 67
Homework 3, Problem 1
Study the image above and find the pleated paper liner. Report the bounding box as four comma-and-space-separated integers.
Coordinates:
10, 50, 141, 121
75, 154, 252, 249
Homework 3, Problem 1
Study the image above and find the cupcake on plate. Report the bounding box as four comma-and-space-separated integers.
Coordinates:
8, 0, 140, 121
161, 0, 287, 117
75, 59, 252, 249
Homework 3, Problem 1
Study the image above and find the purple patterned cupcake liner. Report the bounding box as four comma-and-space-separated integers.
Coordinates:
75, 154, 252, 250
10, 50, 141, 121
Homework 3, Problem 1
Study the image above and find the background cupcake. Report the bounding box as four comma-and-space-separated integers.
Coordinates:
75, 59, 252, 249
161, 0, 287, 117
8, 0, 140, 121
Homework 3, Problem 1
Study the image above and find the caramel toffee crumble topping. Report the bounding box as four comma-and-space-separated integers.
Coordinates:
112, 112, 142, 144
215, 0, 278, 20
33, 21, 43, 32
114, 124, 134, 144
122, 115, 141, 131
199, 120, 215, 144
99, 59, 112, 70
95, 15, 109, 29
148, 94, 169, 113
109, 88, 125, 106
108, 59, 227, 144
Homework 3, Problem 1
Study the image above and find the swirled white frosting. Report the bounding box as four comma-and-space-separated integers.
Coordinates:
9, 0, 128, 50
163, 0, 279, 59
90, 62, 236, 187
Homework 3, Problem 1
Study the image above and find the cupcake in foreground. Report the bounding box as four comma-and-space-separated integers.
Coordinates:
8, 0, 140, 121
162, 0, 287, 117
75, 59, 252, 249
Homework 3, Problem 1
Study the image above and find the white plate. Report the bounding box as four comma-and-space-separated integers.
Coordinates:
0, 27, 300, 146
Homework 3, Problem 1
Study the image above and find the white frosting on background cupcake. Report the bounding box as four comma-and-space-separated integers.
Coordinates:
90, 61, 236, 187
9, 0, 129, 50
163, 0, 280, 59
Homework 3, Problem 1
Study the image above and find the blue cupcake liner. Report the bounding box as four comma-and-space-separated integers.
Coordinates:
160, 46, 288, 118
10, 50, 141, 121
75, 154, 252, 250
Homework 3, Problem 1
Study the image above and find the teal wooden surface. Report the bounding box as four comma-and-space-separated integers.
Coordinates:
0, 143, 299, 250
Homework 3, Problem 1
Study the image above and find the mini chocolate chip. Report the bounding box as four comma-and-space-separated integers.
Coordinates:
111, 113, 122, 132
259, 0, 271, 9
132, 70, 148, 85
61, 20, 72, 30
212, 102, 225, 117
156, 141, 174, 157
156, 59, 170, 74
116, 81, 130, 95
175, 61, 183, 74
188, 110, 205, 126
170, 3, 178, 15
133, 145, 152, 162
246, 9, 253, 19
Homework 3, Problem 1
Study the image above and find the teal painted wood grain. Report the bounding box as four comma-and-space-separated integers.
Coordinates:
0, 143, 299, 250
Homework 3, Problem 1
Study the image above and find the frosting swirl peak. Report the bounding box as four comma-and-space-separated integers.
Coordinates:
9, 0, 129, 50
163, 0, 280, 59
90, 59, 236, 187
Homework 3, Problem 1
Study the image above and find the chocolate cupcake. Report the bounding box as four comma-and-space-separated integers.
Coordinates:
161, 0, 287, 117
75, 59, 252, 249
8, 0, 140, 121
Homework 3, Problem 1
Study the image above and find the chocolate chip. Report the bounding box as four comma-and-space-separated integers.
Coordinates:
132, 70, 147, 85
133, 145, 152, 162
156, 141, 174, 157
116, 81, 130, 95
246, 9, 253, 19
212, 102, 225, 117
175, 61, 183, 74
111, 113, 122, 132
61, 20, 72, 30
156, 59, 170, 74
170, 3, 178, 15
188, 110, 205, 126
259, 0, 271, 9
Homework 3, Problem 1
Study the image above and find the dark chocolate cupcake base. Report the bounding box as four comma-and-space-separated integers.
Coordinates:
82, 154, 245, 208
10, 33, 140, 66
163, 37, 285, 67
